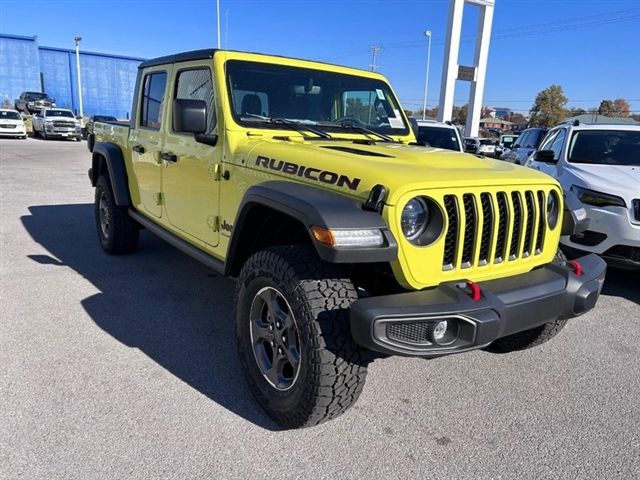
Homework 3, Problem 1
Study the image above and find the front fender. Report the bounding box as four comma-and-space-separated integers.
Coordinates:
226, 181, 397, 272
90, 142, 131, 207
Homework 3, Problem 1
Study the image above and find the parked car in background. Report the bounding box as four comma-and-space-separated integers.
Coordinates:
528, 122, 640, 269
495, 133, 520, 158
0, 109, 27, 139
14, 91, 55, 114
500, 127, 547, 164
463, 137, 480, 153
414, 120, 463, 152
476, 138, 498, 157
499, 133, 519, 149
83, 114, 118, 139
32, 108, 82, 141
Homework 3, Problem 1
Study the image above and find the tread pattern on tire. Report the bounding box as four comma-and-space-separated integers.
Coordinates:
95, 175, 139, 255
236, 246, 369, 429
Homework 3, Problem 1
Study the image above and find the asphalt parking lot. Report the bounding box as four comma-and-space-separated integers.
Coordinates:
1, 137, 639, 479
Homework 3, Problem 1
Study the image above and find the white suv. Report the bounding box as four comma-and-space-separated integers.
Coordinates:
528, 122, 640, 269
415, 120, 463, 152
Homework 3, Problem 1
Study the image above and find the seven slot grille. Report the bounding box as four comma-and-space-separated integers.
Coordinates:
442, 190, 549, 270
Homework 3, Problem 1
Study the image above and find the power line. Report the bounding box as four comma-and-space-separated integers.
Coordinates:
322, 8, 640, 62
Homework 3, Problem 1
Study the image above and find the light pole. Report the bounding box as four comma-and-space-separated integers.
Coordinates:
421, 30, 432, 120
216, 0, 221, 48
74, 36, 84, 126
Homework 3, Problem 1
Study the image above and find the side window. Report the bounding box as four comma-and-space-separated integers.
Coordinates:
538, 130, 558, 151
174, 68, 216, 132
547, 129, 567, 160
140, 72, 168, 130
515, 131, 529, 148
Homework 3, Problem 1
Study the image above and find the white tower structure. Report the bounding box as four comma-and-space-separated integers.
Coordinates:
437, 0, 495, 137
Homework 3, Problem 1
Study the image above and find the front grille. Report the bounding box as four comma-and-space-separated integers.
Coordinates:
387, 323, 431, 344
53, 121, 76, 128
633, 199, 640, 222
0, 124, 17, 129
441, 189, 549, 270
443, 195, 459, 268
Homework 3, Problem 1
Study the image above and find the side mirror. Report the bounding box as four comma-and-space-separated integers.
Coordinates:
408, 117, 419, 139
173, 98, 207, 134
534, 149, 557, 163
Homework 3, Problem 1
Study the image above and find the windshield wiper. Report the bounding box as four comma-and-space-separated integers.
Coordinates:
327, 119, 401, 143
241, 114, 331, 139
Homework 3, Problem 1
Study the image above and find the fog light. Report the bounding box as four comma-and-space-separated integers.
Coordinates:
427, 320, 457, 345
432, 321, 448, 341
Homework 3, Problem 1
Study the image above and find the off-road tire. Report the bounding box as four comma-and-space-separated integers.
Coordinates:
94, 175, 139, 254
235, 246, 369, 429
485, 249, 569, 353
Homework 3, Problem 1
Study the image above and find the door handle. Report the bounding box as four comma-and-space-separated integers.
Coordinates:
160, 152, 178, 163
132, 145, 145, 154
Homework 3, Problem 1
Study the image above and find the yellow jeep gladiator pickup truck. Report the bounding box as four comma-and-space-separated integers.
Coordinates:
87, 49, 606, 429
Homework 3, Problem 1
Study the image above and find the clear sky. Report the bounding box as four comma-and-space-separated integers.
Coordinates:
1, 0, 638, 114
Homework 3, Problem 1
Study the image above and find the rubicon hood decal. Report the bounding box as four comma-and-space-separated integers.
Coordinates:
255, 155, 361, 191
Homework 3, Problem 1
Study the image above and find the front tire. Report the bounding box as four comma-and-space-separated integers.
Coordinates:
94, 175, 139, 254
235, 246, 369, 429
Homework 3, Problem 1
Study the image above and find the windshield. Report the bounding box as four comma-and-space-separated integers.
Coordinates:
0, 111, 21, 120
417, 126, 460, 151
226, 60, 409, 136
26, 92, 50, 100
568, 130, 640, 166
45, 110, 74, 118
94, 115, 117, 122
479, 139, 494, 145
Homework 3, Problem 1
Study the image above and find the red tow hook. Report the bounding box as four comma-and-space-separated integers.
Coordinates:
465, 280, 482, 302
567, 260, 583, 276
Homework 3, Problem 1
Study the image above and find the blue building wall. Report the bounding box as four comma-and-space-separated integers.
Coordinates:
0, 34, 42, 104
0, 33, 144, 119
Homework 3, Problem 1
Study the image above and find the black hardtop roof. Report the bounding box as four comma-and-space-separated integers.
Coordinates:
138, 48, 375, 74
139, 49, 216, 69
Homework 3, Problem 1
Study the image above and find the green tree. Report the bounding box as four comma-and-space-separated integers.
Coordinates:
598, 99, 615, 116
529, 85, 568, 127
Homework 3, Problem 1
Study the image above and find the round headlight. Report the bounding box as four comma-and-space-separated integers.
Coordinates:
547, 190, 560, 229
401, 197, 429, 240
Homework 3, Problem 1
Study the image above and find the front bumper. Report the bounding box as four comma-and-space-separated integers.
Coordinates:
0, 127, 26, 136
44, 127, 81, 139
351, 254, 606, 357
561, 204, 640, 262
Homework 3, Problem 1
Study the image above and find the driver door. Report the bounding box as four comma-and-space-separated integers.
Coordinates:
161, 64, 221, 247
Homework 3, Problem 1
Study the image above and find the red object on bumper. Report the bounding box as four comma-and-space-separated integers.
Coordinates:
466, 280, 482, 302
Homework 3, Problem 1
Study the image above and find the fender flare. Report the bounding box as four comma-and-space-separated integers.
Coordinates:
90, 142, 132, 207
225, 181, 397, 273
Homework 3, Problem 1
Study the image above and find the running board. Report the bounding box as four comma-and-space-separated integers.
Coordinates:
129, 210, 225, 275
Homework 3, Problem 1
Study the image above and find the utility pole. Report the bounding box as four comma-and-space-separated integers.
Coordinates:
369, 45, 381, 71
74, 36, 84, 126
421, 30, 432, 120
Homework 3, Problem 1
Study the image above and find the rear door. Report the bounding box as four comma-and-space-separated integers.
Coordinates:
129, 67, 171, 218
161, 63, 220, 246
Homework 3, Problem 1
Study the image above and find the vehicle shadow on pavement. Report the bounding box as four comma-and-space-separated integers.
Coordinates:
22, 203, 279, 430
600, 268, 640, 306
